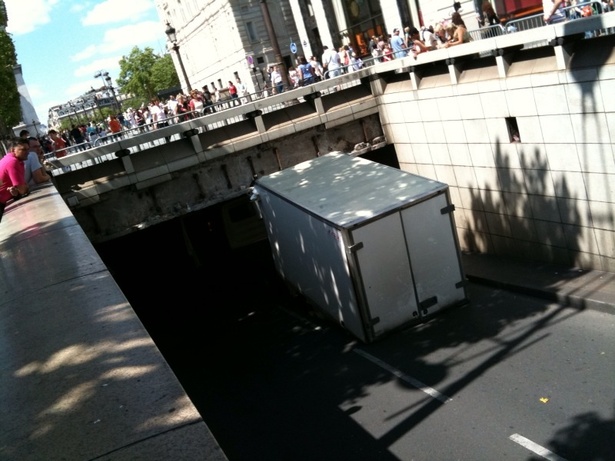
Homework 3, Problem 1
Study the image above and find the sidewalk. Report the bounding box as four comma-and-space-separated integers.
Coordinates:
0, 184, 228, 461
461, 252, 615, 315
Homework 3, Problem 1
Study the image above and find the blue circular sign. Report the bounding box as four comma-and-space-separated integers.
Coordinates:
290, 42, 297, 54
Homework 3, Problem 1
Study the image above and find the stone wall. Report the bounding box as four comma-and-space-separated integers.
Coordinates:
379, 37, 615, 271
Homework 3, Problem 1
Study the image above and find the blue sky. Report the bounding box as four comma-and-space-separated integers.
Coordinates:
5, 0, 170, 125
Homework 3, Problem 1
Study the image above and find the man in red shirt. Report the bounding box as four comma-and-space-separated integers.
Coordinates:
48, 129, 67, 158
108, 115, 122, 134
0, 139, 30, 222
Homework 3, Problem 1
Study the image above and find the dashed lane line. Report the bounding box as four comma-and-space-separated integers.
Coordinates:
354, 348, 452, 403
509, 433, 569, 461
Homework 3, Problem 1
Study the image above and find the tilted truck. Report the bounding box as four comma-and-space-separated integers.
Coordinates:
251, 152, 469, 343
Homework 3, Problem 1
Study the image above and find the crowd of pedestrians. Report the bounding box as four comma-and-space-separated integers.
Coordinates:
19, 0, 612, 169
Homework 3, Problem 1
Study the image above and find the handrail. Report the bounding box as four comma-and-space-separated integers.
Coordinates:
468, 1, 606, 35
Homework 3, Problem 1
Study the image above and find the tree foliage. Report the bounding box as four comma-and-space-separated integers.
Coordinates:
116, 47, 179, 105
0, 30, 23, 136
151, 53, 180, 93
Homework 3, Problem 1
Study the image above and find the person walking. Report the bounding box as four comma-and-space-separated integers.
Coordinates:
390, 28, 407, 58
270, 65, 284, 93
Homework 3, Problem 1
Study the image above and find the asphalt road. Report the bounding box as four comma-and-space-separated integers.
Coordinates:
98, 230, 615, 461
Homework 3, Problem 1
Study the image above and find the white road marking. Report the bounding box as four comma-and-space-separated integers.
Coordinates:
509, 433, 569, 461
354, 349, 452, 403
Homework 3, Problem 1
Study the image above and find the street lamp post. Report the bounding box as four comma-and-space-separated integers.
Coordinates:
104, 73, 120, 113
259, 0, 290, 90
94, 70, 120, 113
165, 22, 192, 92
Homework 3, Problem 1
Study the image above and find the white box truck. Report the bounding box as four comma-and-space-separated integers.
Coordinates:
252, 152, 468, 343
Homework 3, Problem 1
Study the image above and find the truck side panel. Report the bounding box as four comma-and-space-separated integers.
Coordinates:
258, 190, 367, 341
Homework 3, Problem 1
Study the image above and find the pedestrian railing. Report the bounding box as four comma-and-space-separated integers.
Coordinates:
464, 1, 612, 50
469, 23, 506, 41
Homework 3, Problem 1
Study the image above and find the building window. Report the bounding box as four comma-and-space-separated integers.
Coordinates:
307, 0, 314, 16
506, 117, 521, 143
246, 21, 258, 42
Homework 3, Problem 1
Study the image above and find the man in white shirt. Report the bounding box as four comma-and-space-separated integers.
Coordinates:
235, 77, 249, 103
321, 45, 341, 79
390, 28, 407, 59
420, 26, 438, 50
166, 95, 179, 122
270, 66, 284, 93
543, 0, 566, 23
149, 100, 163, 128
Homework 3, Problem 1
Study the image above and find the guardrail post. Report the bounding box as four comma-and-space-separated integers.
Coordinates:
244, 110, 266, 133
395, 66, 421, 90
410, 66, 423, 90
495, 47, 521, 78
183, 128, 203, 153
303, 92, 324, 115
120, 153, 135, 175
368, 74, 386, 96
447, 58, 461, 85
551, 36, 582, 70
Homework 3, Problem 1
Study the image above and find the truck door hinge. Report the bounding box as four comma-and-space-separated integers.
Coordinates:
419, 296, 438, 309
348, 242, 364, 253
455, 279, 468, 289
440, 204, 456, 215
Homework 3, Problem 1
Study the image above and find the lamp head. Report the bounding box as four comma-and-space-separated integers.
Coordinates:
165, 22, 177, 43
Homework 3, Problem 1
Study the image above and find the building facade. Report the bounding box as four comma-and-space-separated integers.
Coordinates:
12, 64, 43, 137
1, 1, 44, 136
47, 88, 119, 130
153, 0, 415, 95
154, 1, 496, 96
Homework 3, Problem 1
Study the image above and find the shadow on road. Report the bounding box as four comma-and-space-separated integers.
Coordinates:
96, 201, 595, 460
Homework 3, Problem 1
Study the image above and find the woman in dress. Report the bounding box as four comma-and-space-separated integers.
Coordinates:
445, 12, 472, 47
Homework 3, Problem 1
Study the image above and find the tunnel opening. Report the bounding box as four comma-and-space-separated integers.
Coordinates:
94, 195, 290, 356
92, 146, 401, 457
94, 145, 400, 358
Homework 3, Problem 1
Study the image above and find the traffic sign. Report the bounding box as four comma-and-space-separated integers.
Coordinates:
290, 42, 297, 54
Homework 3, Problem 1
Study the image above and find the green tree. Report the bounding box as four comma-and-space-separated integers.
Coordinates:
151, 53, 180, 92
0, 29, 22, 137
116, 47, 179, 104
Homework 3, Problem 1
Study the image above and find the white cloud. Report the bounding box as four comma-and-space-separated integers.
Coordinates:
71, 45, 98, 63
69, 21, 166, 63
74, 56, 123, 79
65, 80, 93, 98
5, 0, 59, 35
99, 21, 166, 53
82, 0, 154, 26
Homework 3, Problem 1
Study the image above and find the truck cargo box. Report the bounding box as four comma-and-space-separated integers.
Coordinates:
252, 152, 468, 342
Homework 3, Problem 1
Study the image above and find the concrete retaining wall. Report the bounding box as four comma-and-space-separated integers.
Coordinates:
379, 35, 615, 271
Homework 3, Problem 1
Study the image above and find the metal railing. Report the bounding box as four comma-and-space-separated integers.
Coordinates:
466, 1, 610, 45
469, 23, 506, 41
48, 70, 371, 175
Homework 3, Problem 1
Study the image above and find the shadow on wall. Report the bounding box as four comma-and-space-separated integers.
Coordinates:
568, 33, 615, 266
528, 407, 615, 461
463, 139, 582, 267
